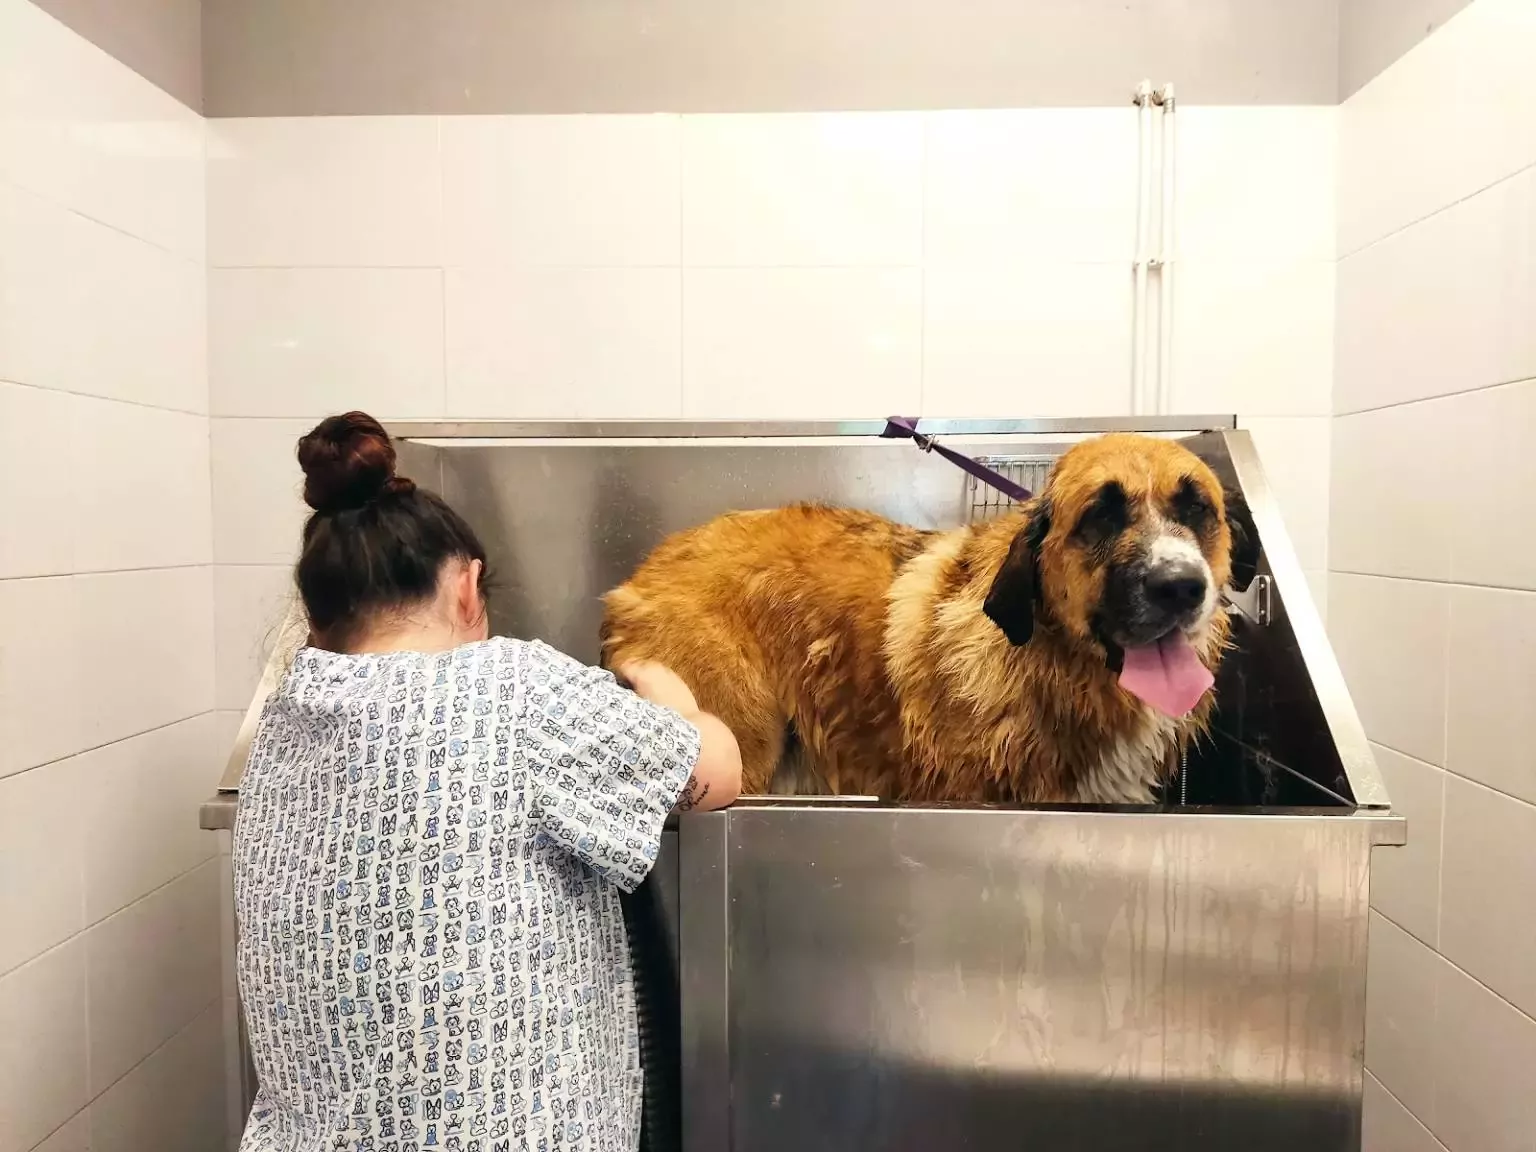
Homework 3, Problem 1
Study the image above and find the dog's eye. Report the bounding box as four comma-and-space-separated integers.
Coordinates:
1169, 478, 1216, 532
1072, 482, 1128, 547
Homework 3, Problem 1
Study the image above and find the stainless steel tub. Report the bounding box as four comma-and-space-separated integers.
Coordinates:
203, 418, 1401, 1151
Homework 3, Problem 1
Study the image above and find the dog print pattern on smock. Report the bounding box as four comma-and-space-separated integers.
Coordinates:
233, 638, 699, 1152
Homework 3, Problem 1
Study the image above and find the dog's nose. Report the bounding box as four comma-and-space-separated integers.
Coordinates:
1146, 567, 1207, 614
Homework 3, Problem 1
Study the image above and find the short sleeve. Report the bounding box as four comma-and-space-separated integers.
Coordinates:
517, 641, 701, 892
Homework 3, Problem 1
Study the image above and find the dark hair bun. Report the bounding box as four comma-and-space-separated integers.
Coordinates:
297, 411, 417, 513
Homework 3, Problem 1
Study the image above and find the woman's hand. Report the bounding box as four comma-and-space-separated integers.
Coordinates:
614, 660, 699, 717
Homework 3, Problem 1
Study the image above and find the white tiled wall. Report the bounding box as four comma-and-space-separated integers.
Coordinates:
208, 268, 445, 419
5, 14, 1345, 1152
206, 116, 441, 269
0, 3, 223, 1151
201, 106, 1340, 425
1333, 2, 1536, 1149
921, 264, 1133, 419
442, 114, 682, 267
682, 267, 922, 417
447, 267, 682, 418
204, 102, 1337, 703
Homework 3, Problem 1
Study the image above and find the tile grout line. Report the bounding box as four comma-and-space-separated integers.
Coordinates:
82, 851, 97, 1126
211, 261, 1006, 270
1367, 735, 1536, 814
436, 116, 450, 419
1366, 1071, 1450, 1152
205, 405, 222, 727
1360, 740, 1442, 774
677, 116, 687, 417
1335, 372, 1536, 419
203, 409, 1339, 423
91, 997, 226, 1130
1372, 905, 1536, 1030
203, 279, 223, 637
0, 171, 204, 267
0, 561, 216, 583
1435, 584, 1452, 956
207, 413, 445, 422
1370, 906, 1441, 1136
0, 855, 224, 988
1328, 569, 1536, 596
0, 375, 208, 420
0, 709, 216, 788
1434, 761, 1448, 956
917, 114, 930, 414
439, 262, 450, 419
1337, 155, 1536, 263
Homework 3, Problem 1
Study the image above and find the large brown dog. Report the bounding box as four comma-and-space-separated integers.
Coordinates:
600, 434, 1259, 805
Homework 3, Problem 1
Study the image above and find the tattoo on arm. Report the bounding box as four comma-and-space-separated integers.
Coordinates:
674, 774, 711, 813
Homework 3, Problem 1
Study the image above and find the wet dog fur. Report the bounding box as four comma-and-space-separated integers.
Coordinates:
600, 434, 1259, 805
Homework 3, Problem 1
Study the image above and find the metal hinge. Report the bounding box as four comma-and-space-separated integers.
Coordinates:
1223, 574, 1273, 627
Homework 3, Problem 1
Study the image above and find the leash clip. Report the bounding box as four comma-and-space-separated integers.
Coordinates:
881, 415, 1034, 504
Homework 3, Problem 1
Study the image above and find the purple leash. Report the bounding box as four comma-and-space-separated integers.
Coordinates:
881, 417, 1034, 502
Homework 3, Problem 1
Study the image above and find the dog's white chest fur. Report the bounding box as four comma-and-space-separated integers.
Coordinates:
1074, 711, 1180, 805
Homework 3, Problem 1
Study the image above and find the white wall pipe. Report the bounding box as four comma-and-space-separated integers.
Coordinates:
1131, 81, 1153, 415
1154, 82, 1176, 414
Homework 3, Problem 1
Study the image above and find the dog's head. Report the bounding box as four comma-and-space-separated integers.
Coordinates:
983, 434, 1259, 655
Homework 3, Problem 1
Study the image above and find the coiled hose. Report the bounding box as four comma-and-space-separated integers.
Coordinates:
619, 880, 682, 1152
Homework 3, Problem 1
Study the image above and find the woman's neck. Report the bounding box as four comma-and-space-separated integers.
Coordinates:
344, 616, 471, 655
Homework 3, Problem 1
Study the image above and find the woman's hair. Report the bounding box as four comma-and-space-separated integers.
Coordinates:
295, 412, 491, 649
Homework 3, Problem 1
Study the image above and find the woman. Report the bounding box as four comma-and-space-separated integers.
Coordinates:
233, 412, 742, 1152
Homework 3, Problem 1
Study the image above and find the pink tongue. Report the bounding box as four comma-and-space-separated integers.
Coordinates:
1119, 633, 1213, 717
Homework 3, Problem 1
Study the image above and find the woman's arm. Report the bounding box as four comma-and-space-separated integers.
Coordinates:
615, 661, 743, 812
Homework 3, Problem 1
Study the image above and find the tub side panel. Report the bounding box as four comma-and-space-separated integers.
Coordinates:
706, 808, 1371, 1151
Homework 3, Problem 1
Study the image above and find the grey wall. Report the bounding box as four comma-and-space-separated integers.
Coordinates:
1340, 0, 1476, 97
201, 0, 1340, 117
29, 0, 201, 110
16, 0, 1482, 126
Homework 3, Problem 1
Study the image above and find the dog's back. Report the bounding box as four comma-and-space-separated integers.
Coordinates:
600, 504, 929, 795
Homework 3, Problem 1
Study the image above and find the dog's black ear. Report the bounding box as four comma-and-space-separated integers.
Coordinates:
983, 502, 1050, 646
1224, 486, 1261, 593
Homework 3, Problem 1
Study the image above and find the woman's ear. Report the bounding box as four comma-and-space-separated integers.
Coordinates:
983, 501, 1050, 646
454, 558, 489, 639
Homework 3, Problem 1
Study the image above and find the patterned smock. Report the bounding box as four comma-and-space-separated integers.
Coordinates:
233, 637, 700, 1152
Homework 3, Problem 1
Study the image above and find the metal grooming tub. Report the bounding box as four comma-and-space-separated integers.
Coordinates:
202, 418, 1402, 1152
